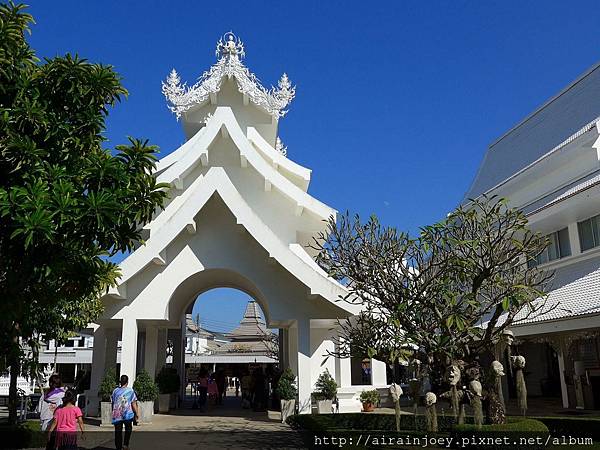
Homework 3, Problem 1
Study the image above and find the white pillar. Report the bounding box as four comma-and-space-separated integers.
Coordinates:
157, 328, 168, 374
106, 328, 118, 372
568, 223, 581, 255
371, 358, 387, 386
335, 338, 352, 388
557, 344, 569, 408
295, 318, 312, 414
120, 318, 138, 383
89, 326, 107, 397
144, 326, 159, 377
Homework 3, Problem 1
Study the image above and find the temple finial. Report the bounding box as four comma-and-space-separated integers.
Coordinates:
216, 31, 245, 60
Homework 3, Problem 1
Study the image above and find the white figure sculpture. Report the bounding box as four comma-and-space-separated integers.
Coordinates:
424, 392, 438, 432
511, 355, 528, 416
489, 360, 506, 424
469, 380, 483, 427
445, 364, 463, 423
389, 383, 403, 431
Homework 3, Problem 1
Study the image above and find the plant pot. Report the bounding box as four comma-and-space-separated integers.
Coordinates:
138, 400, 154, 423
362, 401, 375, 412
100, 402, 112, 426
280, 399, 296, 423
317, 399, 333, 414
158, 394, 170, 413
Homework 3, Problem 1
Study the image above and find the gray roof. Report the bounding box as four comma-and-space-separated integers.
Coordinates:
514, 255, 600, 325
215, 301, 275, 355
466, 61, 600, 199
524, 171, 600, 216
226, 301, 269, 341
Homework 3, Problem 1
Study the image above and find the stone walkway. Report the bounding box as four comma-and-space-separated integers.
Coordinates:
24, 394, 306, 449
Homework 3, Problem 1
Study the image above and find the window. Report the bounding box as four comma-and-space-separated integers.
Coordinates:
533, 228, 571, 265
578, 214, 600, 252
350, 357, 372, 385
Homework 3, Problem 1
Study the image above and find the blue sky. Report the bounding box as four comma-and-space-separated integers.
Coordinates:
25, 0, 600, 329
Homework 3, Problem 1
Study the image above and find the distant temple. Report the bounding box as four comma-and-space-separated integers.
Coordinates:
184, 300, 277, 368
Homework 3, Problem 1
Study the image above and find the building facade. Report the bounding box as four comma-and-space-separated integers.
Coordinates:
467, 62, 600, 409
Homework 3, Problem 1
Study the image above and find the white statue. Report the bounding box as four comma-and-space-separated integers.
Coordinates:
511, 355, 528, 415
446, 364, 461, 386
425, 391, 437, 406
389, 383, 403, 402
389, 383, 403, 432
469, 380, 483, 427
489, 360, 506, 424
424, 392, 438, 432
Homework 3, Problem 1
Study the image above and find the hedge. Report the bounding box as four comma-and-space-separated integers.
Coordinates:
0, 422, 46, 449
533, 416, 600, 441
288, 412, 460, 432
452, 419, 549, 450
287, 415, 552, 450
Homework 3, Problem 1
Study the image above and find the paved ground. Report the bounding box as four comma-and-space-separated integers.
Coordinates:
18, 392, 305, 449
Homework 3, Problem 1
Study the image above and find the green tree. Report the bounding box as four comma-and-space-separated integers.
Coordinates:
0, 2, 168, 423
314, 196, 553, 388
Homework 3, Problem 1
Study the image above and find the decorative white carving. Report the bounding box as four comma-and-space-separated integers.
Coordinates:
275, 137, 288, 156
162, 32, 296, 120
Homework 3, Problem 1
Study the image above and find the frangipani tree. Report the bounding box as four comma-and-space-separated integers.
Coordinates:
314, 195, 553, 399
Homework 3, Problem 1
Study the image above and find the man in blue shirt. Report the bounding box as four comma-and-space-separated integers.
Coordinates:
111, 375, 139, 450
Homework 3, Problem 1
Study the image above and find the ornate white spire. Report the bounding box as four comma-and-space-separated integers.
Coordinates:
275, 137, 288, 156
162, 32, 296, 120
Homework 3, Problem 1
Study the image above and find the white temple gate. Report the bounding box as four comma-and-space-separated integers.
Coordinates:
86, 33, 387, 415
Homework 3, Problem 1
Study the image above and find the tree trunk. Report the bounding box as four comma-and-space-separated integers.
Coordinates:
8, 353, 20, 425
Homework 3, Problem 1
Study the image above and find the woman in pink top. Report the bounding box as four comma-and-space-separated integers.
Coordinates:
47, 391, 84, 450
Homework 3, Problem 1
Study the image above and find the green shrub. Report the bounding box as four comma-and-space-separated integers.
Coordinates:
0, 423, 46, 449
453, 418, 549, 450
313, 369, 337, 401
133, 369, 159, 402
98, 368, 117, 402
155, 366, 180, 394
455, 418, 548, 433
359, 389, 380, 405
277, 368, 297, 401
533, 416, 600, 441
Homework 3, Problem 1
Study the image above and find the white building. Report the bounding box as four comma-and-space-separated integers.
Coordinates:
83, 33, 388, 415
467, 62, 600, 409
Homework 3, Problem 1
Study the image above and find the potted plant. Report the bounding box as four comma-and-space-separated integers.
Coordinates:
98, 368, 117, 426
276, 368, 297, 423
313, 369, 337, 414
360, 389, 380, 412
133, 369, 159, 423
155, 367, 180, 413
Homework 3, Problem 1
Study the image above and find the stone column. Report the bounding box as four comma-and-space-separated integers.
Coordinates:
105, 328, 118, 373
89, 325, 107, 411
144, 326, 159, 377
120, 318, 138, 383
371, 358, 388, 386
295, 318, 312, 414
157, 328, 168, 374
556, 338, 569, 408
335, 338, 352, 388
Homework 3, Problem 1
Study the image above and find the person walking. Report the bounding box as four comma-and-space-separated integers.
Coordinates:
216, 370, 226, 405
111, 375, 139, 450
38, 374, 66, 450
47, 390, 84, 450
197, 369, 208, 412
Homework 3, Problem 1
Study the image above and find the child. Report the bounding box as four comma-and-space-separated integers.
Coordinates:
47, 390, 84, 450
